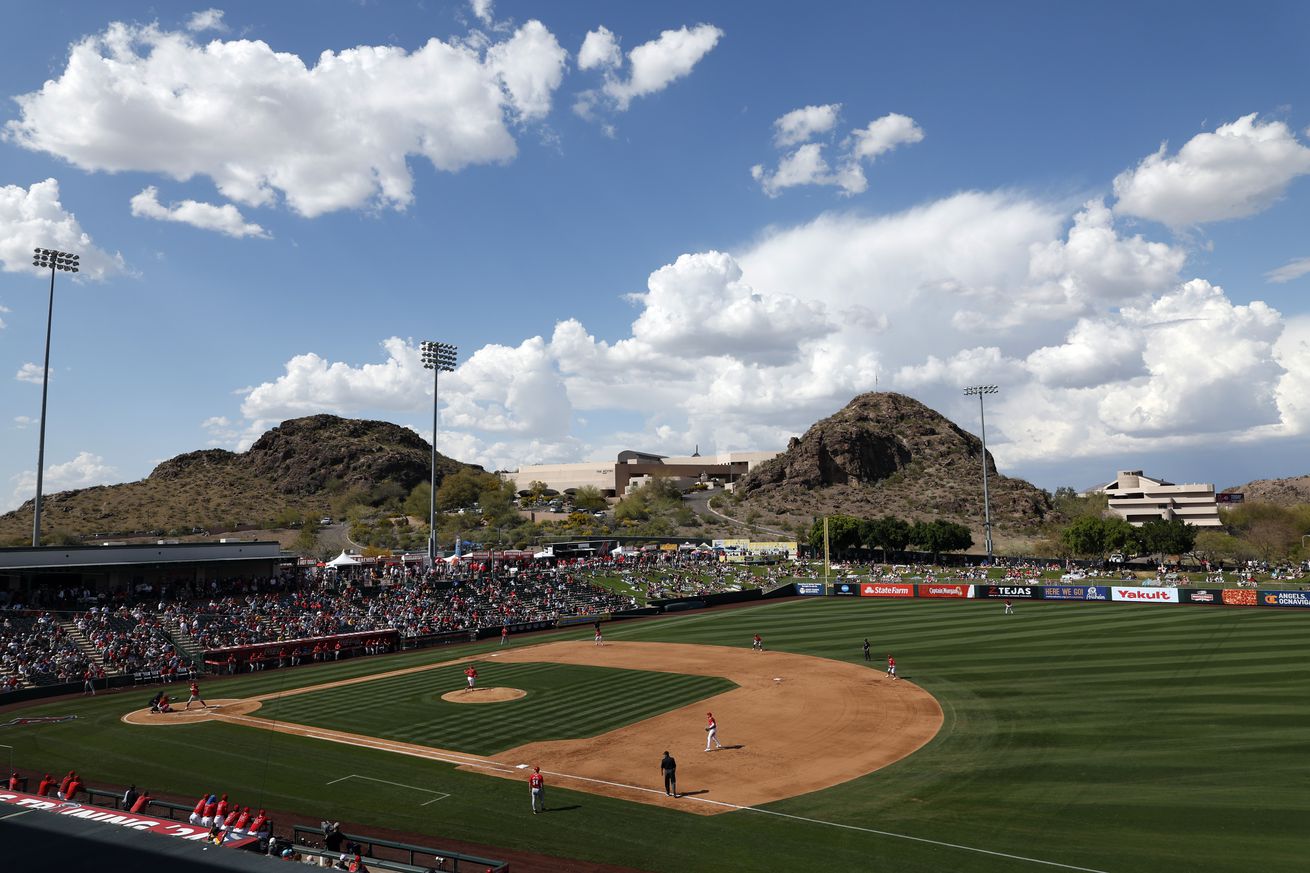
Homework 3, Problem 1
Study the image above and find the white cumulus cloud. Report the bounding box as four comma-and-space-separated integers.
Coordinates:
752, 110, 923, 197
130, 186, 268, 238
1113, 114, 1310, 226
575, 23, 723, 116
186, 9, 227, 33
0, 179, 126, 278
8, 451, 118, 512
773, 104, 840, 148
5, 19, 567, 218
16, 363, 47, 384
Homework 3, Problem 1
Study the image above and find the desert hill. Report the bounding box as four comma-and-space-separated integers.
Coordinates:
0, 415, 473, 543
734, 392, 1054, 534
1224, 475, 1310, 507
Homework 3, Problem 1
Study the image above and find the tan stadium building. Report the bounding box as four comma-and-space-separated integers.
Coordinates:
1090, 470, 1222, 527
502, 449, 779, 498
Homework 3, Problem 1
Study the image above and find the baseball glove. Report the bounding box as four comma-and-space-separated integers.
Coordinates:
705, 726, 711, 731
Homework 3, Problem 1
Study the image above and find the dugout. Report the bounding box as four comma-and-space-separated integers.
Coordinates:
0, 542, 294, 608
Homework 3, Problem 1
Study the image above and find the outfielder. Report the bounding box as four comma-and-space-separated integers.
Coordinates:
704, 711, 723, 751
529, 766, 545, 814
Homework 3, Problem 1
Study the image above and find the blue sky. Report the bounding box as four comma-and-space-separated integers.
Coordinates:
2, 0, 1309, 512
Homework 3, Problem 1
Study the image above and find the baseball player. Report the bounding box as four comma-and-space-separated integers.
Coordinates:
1004, 598, 1014, 615
529, 766, 545, 814
594, 626, 604, 646
464, 665, 478, 692
501, 625, 509, 646
886, 655, 897, 680
751, 633, 763, 652
863, 638, 871, 661
185, 680, 208, 710
704, 711, 723, 751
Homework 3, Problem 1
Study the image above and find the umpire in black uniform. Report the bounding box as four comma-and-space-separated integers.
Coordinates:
660, 751, 677, 797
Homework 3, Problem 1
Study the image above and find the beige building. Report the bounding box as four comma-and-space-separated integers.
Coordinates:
1091, 470, 1222, 527
503, 448, 779, 498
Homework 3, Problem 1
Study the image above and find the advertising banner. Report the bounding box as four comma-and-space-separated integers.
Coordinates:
975, 585, 1042, 599
1043, 585, 1110, 601
1222, 588, 1258, 607
1111, 586, 1180, 603
795, 582, 826, 596
1216, 493, 1245, 504
916, 584, 970, 598
1180, 588, 1224, 605
831, 581, 861, 596
0, 791, 257, 847
1259, 590, 1310, 608
860, 582, 914, 598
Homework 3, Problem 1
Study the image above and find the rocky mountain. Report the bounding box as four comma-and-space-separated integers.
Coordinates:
1224, 475, 1310, 507
0, 415, 474, 543
736, 391, 1054, 532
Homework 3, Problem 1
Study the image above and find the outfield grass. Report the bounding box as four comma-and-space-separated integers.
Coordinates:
3, 601, 1308, 872
255, 660, 735, 755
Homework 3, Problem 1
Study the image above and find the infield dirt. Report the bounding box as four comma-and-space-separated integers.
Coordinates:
119, 641, 941, 815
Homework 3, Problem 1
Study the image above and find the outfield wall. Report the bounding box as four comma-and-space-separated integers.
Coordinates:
789, 581, 1310, 608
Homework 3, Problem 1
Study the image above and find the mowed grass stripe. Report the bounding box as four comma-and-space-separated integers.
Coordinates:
255, 661, 734, 756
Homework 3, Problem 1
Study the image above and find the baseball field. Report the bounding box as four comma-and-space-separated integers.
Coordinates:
3, 596, 1307, 872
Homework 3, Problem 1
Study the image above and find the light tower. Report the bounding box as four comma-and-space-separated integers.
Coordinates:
963, 385, 998, 561
30, 248, 79, 547
420, 341, 457, 563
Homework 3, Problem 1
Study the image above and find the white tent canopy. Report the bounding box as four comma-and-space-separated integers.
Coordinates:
325, 551, 362, 568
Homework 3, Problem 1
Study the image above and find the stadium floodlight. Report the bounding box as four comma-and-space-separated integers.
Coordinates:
963, 385, 999, 562
420, 341, 457, 563
29, 248, 79, 547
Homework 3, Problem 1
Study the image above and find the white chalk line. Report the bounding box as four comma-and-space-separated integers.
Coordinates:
234, 710, 1105, 873
324, 774, 449, 805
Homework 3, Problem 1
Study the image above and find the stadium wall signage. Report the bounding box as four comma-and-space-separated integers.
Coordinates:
1180, 588, 1224, 604
1259, 590, 1310, 608
795, 582, 826, 596
831, 582, 860, 596
975, 585, 1042, 599
915, 584, 970, 598
1222, 589, 1258, 606
860, 583, 914, 597
1110, 587, 1179, 603
1042, 585, 1109, 601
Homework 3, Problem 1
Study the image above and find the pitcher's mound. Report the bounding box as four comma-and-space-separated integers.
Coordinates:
440, 687, 526, 704
122, 698, 262, 725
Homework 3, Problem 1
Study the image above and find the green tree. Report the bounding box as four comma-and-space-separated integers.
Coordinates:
910, 519, 974, 561
403, 482, 431, 519
1136, 518, 1198, 561
862, 515, 911, 561
292, 514, 319, 554
807, 515, 863, 555
572, 486, 607, 512
436, 468, 488, 511
1061, 516, 1108, 557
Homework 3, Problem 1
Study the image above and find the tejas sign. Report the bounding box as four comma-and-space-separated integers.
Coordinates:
860, 583, 914, 598
1111, 587, 1180, 603
976, 585, 1041, 599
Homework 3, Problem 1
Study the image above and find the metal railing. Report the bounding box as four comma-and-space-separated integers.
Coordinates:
292, 824, 507, 872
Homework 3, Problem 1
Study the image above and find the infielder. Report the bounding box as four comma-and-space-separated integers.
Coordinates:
704, 711, 723, 751
886, 655, 897, 680
529, 766, 545, 814
751, 633, 763, 652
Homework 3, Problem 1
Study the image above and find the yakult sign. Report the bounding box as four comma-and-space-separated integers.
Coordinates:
1110, 586, 1179, 604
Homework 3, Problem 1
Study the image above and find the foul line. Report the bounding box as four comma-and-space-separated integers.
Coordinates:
325, 774, 449, 805
223, 710, 1106, 873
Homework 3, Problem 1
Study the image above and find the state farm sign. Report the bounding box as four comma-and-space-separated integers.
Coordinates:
1110, 586, 1179, 604
861, 583, 914, 597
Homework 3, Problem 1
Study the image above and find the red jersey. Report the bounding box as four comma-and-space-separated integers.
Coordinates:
6, 774, 17, 790
192, 796, 206, 815
38, 777, 54, 797
190, 683, 199, 696
529, 773, 544, 789
707, 715, 717, 729
130, 794, 149, 814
